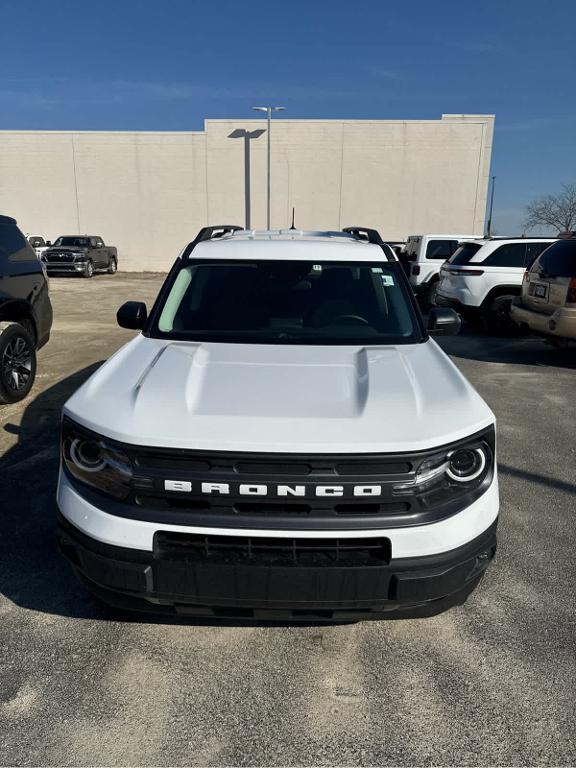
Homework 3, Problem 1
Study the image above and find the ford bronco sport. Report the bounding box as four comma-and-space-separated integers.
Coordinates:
57, 226, 498, 620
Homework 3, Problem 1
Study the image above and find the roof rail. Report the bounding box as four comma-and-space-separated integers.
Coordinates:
194, 225, 243, 243
181, 225, 243, 259
342, 226, 384, 245
343, 226, 397, 260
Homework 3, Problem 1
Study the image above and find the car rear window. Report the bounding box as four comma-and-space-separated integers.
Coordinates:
533, 240, 576, 277
425, 239, 459, 260
447, 243, 482, 265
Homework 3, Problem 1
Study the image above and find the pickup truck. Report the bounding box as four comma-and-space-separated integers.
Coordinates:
42, 235, 118, 278
27, 235, 52, 260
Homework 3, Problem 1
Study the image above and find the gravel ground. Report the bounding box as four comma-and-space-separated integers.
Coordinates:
0, 273, 575, 767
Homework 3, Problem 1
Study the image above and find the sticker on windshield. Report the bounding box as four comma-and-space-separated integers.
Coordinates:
380, 275, 395, 287
371, 267, 383, 273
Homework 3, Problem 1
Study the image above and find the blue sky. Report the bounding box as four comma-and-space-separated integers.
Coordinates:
1, 0, 574, 233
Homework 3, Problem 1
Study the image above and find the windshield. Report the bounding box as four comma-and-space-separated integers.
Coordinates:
54, 237, 90, 247
151, 260, 422, 345
448, 242, 482, 265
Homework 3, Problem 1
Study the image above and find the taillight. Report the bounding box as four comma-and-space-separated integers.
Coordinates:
566, 277, 576, 304
449, 269, 484, 276
412, 265, 421, 276
523, 270, 530, 282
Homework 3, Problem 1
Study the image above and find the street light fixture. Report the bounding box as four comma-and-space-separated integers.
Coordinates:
252, 105, 285, 229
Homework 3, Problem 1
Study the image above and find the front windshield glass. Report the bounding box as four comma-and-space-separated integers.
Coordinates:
54, 237, 90, 247
151, 260, 422, 345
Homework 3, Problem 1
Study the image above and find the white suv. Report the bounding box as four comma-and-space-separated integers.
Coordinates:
406, 234, 477, 306
435, 237, 556, 331
57, 226, 499, 621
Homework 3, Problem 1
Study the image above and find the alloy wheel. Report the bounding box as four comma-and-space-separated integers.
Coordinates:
2, 335, 33, 393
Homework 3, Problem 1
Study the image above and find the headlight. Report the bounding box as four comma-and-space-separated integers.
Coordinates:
62, 418, 132, 500
447, 447, 486, 482
394, 428, 494, 510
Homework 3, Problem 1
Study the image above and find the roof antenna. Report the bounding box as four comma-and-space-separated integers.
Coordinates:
289, 207, 296, 230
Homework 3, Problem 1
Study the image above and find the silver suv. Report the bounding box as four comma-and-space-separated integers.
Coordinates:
511, 233, 576, 346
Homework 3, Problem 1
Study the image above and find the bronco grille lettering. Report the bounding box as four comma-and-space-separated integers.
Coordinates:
163, 480, 383, 497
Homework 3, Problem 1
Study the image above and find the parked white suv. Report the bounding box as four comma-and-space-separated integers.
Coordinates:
57, 226, 499, 621
406, 234, 477, 306
435, 237, 556, 331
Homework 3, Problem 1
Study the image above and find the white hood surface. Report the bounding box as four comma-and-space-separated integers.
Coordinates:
64, 336, 494, 453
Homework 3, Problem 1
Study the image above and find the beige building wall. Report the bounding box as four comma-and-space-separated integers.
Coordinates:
0, 114, 493, 271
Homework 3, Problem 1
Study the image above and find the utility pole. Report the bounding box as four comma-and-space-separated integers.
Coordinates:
252, 105, 285, 229
486, 175, 496, 237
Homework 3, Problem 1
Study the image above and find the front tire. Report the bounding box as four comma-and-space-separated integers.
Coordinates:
0, 323, 37, 404
83, 260, 94, 278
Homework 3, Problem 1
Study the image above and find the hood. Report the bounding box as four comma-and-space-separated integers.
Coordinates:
64, 337, 494, 453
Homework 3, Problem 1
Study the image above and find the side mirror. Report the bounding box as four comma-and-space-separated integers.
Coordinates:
117, 301, 147, 330
427, 307, 461, 336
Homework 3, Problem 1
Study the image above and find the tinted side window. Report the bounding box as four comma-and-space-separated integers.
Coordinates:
425, 239, 458, 260
526, 242, 552, 268
536, 240, 576, 277
0, 224, 37, 266
483, 243, 527, 268
448, 243, 482, 265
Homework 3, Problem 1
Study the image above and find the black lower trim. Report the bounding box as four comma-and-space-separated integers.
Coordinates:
57, 513, 497, 620
434, 294, 482, 319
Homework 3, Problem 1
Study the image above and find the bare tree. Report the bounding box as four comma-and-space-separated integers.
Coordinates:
525, 184, 576, 233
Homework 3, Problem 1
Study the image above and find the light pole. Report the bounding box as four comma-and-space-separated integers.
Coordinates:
252, 105, 285, 229
228, 128, 265, 229
486, 175, 496, 237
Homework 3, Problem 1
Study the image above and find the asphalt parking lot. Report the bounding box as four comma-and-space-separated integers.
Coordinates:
1, 273, 575, 767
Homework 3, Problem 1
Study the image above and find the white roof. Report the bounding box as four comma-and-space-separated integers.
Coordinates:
191, 229, 388, 262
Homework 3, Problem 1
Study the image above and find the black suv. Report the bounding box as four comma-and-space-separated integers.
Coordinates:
0, 215, 53, 403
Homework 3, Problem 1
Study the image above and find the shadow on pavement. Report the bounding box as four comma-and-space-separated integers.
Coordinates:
437, 324, 576, 369
0, 364, 118, 622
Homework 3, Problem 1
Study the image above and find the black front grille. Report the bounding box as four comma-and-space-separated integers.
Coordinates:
154, 531, 391, 566
127, 446, 419, 527
135, 495, 411, 517
46, 252, 75, 263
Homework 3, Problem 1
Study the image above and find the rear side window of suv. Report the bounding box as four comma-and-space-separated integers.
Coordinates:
448, 243, 482, 265
525, 241, 552, 268
425, 240, 459, 259
533, 240, 576, 277
482, 243, 527, 268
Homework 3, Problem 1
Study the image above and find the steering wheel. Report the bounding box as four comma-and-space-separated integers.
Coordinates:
329, 314, 370, 326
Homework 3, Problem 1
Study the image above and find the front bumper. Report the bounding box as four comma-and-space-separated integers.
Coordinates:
511, 301, 576, 341
58, 514, 497, 619
44, 262, 87, 273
